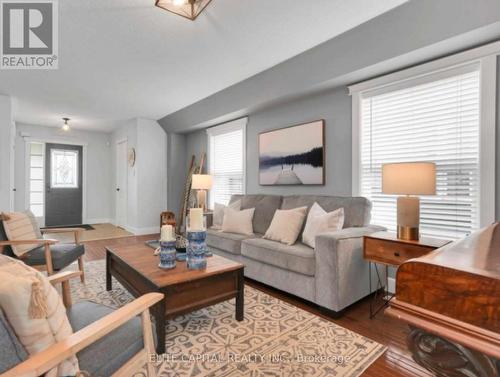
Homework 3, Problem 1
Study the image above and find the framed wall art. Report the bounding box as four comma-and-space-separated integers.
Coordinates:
259, 120, 325, 185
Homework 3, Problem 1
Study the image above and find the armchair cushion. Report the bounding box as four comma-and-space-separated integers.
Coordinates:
23, 243, 85, 270
67, 301, 148, 377
0, 309, 28, 373
0, 255, 79, 376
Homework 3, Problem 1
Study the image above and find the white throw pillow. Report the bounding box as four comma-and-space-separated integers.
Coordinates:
221, 207, 255, 235
1, 211, 40, 257
263, 206, 308, 246
213, 200, 241, 230
0, 254, 79, 377
302, 203, 345, 248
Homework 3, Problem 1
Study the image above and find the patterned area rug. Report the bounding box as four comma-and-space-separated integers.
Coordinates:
70, 260, 386, 376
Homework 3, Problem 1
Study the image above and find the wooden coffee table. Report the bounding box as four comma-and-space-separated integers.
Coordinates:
105, 244, 244, 354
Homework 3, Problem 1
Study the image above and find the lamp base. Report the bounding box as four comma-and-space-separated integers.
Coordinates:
397, 196, 420, 241
397, 226, 419, 241
196, 190, 207, 212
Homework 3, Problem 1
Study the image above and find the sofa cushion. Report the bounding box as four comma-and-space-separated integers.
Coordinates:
207, 228, 259, 255
281, 195, 371, 228
68, 301, 145, 377
230, 195, 282, 234
23, 243, 85, 270
241, 238, 315, 276
0, 310, 28, 373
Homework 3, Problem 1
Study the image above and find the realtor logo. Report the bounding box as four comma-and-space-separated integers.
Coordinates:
1, 0, 58, 69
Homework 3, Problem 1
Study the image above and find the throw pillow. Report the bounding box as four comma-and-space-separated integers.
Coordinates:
0, 254, 79, 377
302, 203, 345, 248
213, 200, 242, 230
221, 207, 255, 235
263, 206, 308, 246
24, 209, 43, 239
2, 212, 40, 257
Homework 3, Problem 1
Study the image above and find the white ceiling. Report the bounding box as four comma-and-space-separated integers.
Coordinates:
0, 0, 407, 132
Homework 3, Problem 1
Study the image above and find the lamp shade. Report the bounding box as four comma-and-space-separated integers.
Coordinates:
191, 174, 213, 190
382, 162, 436, 195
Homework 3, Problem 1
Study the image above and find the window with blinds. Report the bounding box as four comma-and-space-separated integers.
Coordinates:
208, 118, 246, 207
360, 66, 480, 239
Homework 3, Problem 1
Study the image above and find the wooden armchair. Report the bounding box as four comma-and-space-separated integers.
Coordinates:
0, 223, 85, 281
1, 270, 163, 377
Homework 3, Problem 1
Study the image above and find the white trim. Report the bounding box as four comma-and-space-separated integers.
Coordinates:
351, 94, 361, 196
207, 117, 248, 208
206, 117, 248, 136
348, 40, 500, 95
478, 55, 497, 227
23, 137, 89, 225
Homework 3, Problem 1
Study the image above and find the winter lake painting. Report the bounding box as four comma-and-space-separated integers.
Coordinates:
259, 120, 325, 185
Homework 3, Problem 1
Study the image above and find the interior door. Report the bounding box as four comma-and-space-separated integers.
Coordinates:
45, 143, 83, 226
115, 140, 127, 228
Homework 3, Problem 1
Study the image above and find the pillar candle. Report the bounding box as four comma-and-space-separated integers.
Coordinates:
161, 224, 175, 242
189, 208, 204, 231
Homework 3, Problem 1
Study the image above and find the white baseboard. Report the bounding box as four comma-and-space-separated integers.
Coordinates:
85, 218, 111, 224
123, 225, 160, 236
387, 277, 396, 294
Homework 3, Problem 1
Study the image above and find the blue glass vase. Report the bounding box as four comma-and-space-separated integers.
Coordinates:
159, 240, 176, 270
187, 230, 207, 270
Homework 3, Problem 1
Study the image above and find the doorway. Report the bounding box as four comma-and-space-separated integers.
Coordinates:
115, 139, 128, 228
45, 143, 83, 227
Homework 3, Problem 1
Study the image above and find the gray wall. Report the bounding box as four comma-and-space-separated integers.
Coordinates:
167, 133, 187, 218
183, 87, 352, 198
246, 88, 351, 196
186, 130, 208, 173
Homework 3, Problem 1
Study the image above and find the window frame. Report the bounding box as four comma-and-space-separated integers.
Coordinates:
206, 117, 247, 208
349, 43, 498, 230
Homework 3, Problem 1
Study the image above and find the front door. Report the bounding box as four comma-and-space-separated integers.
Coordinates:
45, 143, 83, 226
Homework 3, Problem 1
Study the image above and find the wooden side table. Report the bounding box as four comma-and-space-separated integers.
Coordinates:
363, 231, 450, 318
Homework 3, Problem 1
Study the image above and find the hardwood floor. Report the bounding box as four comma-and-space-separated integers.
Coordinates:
83, 234, 431, 377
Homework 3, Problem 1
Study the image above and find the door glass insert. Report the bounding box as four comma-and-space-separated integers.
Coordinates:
50, 149, 79, 188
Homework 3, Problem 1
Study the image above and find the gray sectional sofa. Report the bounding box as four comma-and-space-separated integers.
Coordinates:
207, 194, 384, 316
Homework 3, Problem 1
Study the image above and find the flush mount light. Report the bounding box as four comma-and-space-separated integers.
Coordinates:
155, 0, 213, 21
62, 117, 70, 132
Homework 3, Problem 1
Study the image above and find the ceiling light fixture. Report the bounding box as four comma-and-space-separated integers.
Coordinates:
155, 0, 213, 21
62, 117, 71, 132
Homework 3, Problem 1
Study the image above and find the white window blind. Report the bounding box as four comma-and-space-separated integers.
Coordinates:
208, 118, 246, 208
360, 66, 481, 239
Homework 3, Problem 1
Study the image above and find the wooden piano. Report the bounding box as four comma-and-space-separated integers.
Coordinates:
386, 223, 500, 377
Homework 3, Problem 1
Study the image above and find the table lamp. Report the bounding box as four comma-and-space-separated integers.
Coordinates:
382, 162, 436, 241
191, 174, 213, 212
